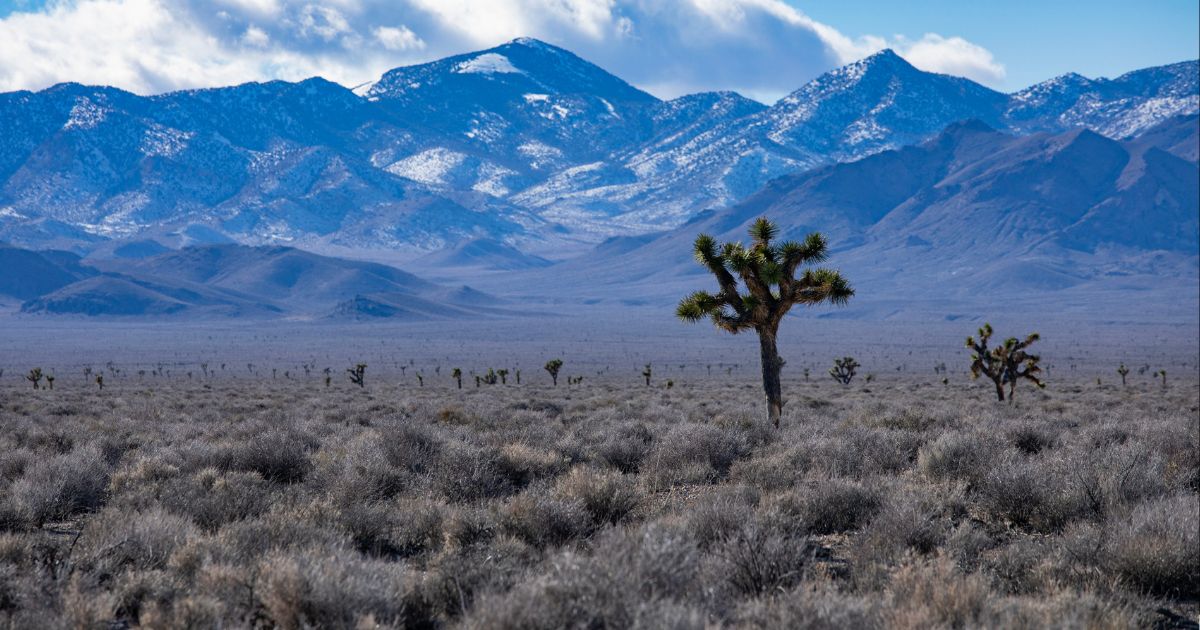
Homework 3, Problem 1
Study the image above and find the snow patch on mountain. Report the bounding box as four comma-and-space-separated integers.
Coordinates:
454, 53, 522, 75
63, 97, 108, 130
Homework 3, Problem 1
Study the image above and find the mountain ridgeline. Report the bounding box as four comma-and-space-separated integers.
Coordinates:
0, 39, 1196, 320
0, 38, 1195, 256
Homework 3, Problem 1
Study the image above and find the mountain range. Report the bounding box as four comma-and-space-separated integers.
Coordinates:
0, 39, 1196, 321
1, 38, 1195, 261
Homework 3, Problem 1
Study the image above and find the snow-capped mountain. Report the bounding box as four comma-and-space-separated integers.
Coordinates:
0, 38, 1195, 262
488, 118, 1198, 321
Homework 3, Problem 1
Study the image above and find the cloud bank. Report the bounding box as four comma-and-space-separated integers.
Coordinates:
0, 0, 1007, 102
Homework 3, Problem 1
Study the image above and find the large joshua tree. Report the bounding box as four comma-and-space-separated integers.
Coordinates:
677, 218, 853, 427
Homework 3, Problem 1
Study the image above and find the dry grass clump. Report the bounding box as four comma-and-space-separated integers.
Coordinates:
0, 374, 1195, 627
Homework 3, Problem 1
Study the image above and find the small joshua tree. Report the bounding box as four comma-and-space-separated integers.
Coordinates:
26, 368, 43, 390
829, 357, 859, 386
452, 368, 463, 389
1155, 369, 1167, 388
45, 374, 55, 390
1117, 364, 1129, 386
515, 369, 521, 385
482, 369, 498, 385
416, 372, 424, 387
347, 363, 366, 388
497, 369, 509, 385
95, 375, 104, 390
642, 364, 652, 387
324, 375, 331, 388
677, 217, 853, 427
545, 359, 563, 387
966, 324, 1045, 403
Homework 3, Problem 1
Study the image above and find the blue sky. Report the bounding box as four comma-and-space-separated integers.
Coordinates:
0, 0, 1195, 100
796, 0, 1199, 89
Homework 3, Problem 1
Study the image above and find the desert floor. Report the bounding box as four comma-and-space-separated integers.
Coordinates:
0, 352, 1196, 628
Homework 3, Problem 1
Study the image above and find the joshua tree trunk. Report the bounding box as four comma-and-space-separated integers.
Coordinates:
992, 377, 1005, 401
757, 325, 785, 428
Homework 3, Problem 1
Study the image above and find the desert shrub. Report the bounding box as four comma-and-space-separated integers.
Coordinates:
463, 523, 701, 630
497, 443, 569, 488
973, 453, 1088, 532
986, 538, 1051, 595
554, 466, 642, 526
732, 584, 880, 629
160, 469, 273, 530
9, 444, 110, 526
434, 444, 514, 502
379, 423, 441, 474
917, 432, 1001, 483
230, 429, 314, 484
796, 479, 882, 535
811, 427, 920, 478
419, 538, 534, 623
884, 555, 993, 629
685, 486, 760, 547
1008, 423, 1058, 455
1104, 493, 1200, 598
943, 522, 993, 573
594, 423, 653, 473
442, 505, 498, 549
76, 507, 198, 576
848, 486, 956, 590
499, 490, 591, 548
339, 497, 445, 559
647, 423, 747, 486
717, 520, 816, 596
729, 446, 812, 492
255, 548, 424, 628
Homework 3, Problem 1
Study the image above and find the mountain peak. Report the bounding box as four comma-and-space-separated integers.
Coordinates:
505, 37, 558, 50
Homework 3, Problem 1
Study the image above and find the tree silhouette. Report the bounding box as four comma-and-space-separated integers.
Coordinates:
966, 324, 1045, 402
678, 217, 853, 427
544, 359, 563, 387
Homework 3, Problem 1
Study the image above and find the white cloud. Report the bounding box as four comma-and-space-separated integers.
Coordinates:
0, 0, 1007, 100
242, 25, 271, 48
374, 25, 424, 51
891, 34, 1007, 86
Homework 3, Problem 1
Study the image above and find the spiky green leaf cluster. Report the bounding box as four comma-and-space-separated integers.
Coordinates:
677, 217, 853, 332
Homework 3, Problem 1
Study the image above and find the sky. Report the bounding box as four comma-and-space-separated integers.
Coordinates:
0, 0, 1195, 103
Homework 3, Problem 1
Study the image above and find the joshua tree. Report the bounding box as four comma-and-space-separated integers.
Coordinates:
829, 357, 859, 385
803, 368, 810, 382
45, 374, 55, 390
416, 372, 424, 387
1155, 369, 1167, 388
324, 375, 332, 388
452, 368, 463, 389
1117, 364, 1129, 386
966, 324, 1045, 403
482, 369, 498, 385
475, 375, 481, 388
347, 363, 366, 388
26, 368, 43, 390
677, 218, 852, 427
545, 359, 563, 387
497, 369, 509, 385
642, 364, 652, 387
666, 380, 674, 390
515, 369, 521, 385
95, 375, 104, 390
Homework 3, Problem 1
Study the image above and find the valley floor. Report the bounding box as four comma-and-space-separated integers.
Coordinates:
0, 372, 1196, 628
